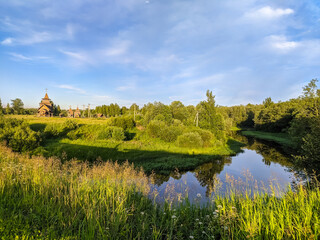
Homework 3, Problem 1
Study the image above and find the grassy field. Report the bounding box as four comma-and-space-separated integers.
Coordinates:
1, 145, 319, 239
241, 130, 294, 148
5, 115, 244, 174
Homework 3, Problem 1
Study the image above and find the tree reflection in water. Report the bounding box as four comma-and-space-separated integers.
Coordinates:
150, 133, 304, 203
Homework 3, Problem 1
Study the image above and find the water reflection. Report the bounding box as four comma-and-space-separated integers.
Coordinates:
150, 134, 302, 203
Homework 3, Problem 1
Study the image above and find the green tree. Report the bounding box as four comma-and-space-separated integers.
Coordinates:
6, 103, 12, 115
11, 98, 24, 114
170, 101, 188, 123
199, 90, 225, 140
0, 98, 3, 115
302, 79, 319, 117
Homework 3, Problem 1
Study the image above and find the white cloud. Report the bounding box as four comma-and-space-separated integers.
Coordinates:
57, 85, 87, 94
1, 37, 14, 45
245, 6, 294, 19
9, 52, 32, 60
8, 52, 51, 61
267, 35, 300, 52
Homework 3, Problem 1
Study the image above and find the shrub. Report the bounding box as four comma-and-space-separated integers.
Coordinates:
176, 132, 203, 148
44, 120, 78, 138
111, 127, 126, 141
67, 125, 125, 141
191, 129, 214, 147
109, 116, 135, 130
0, 118, 40, 152
146, 120, 166, 139
160, 125, 183, 142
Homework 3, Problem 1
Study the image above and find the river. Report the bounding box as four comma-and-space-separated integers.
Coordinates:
150, 134, 302, 204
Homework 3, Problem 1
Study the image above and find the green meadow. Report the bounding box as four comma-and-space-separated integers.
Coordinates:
5, 115, 244, 175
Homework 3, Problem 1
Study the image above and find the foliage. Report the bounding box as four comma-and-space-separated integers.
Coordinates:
0, 98, 3, 115
109, 115, 135, 130
177, 132, 203, 148
0, 117, 40, 152
67, 125, 126, 141
298, 118, 320, 169
11, 98, 24, 114
198, 90, 226, 140
44, 120, 79, 138
189, 128, 214, 147
146, 120, 183, 143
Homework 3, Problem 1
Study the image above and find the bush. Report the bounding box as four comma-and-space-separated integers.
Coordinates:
191, 129, 214, 147
111, 127, 126, 141
0, 118, 40, 152
146, 120, 166, 139
146, 120, 183, 142
109, 116, 135, 130
160, 125, 183, 142
67, 125, 125, 141
44, 120, 78, 138
176, 132, 203, 148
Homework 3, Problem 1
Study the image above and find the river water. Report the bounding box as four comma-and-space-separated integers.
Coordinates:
150, 134, 301, 203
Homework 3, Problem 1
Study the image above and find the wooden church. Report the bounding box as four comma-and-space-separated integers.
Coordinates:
38, 92, 53, 117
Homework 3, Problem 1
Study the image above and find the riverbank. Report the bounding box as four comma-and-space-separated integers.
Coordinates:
241, 130, 294, 148
0, 144, 319, 239
1, 116, 245, 175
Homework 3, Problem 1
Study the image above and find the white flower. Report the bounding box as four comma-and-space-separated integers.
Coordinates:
199, 222, 203, 225
217, 205, 222, 209
172, 215, 177, 219
224, 226, 228, 230
189, 236, 194, 239
196, 218, 199, 221
197, 193, 202, 198
141, 212, 145, 215
202, 231, 206, 234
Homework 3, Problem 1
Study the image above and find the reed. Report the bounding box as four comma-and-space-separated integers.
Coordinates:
0, 144, 319, 239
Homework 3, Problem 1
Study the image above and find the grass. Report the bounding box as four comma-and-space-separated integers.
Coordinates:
241, 130, 294, 148
0, 144, 319, 239
6, 115, 245, 174
41, 137, 242, 175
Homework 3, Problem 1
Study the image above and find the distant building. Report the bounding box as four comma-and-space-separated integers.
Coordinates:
74, 106, 81, 118
68, 106, 74, 118
38, 92, 53, 117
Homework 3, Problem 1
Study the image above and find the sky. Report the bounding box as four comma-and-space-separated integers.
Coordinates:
0, 0, 320, 109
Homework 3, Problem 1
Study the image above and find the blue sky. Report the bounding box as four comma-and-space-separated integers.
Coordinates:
0, 0, 319, 109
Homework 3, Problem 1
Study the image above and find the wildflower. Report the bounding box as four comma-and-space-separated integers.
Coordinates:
189, 236, 194, 239
224, 226, 228, 230
202, 231, 206, 234
196, 218, 199, 221
141, 212, 145, 215
206, 215, 209, 218
199, 222, 203, 225
197, 193, 202, 198
172, 215, 177, 219
217, 205, 222, 209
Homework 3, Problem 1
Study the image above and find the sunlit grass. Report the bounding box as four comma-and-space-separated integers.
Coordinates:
1, 144, 319, 239
241, 130, 294, 147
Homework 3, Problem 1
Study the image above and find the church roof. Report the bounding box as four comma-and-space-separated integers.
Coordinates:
44, 93, 49, 100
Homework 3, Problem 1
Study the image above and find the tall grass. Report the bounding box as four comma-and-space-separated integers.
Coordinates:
1, 144, 319, 239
